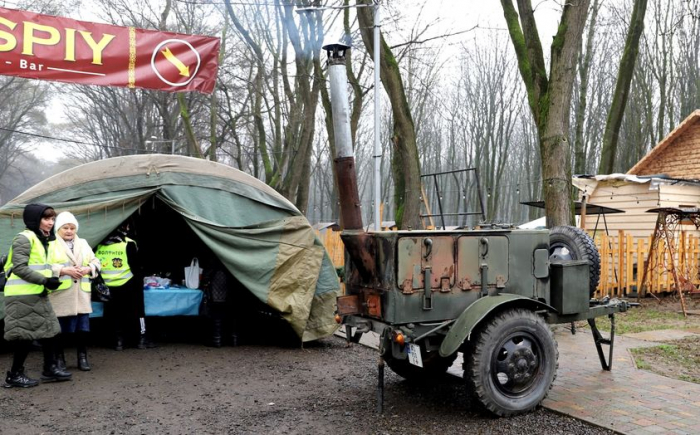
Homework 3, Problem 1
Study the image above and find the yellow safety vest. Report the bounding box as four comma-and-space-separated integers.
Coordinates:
95, 238, 135, 287
47, 240, 92, 293
4, 230, 52, 296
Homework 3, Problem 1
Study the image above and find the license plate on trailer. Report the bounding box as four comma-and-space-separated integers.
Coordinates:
407, 343, 423, 367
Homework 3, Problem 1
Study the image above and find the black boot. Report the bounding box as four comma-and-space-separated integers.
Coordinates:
209, 319, 223, 348
77, 352, 91, 372
55, 349, 67, 371
76, 332, 91, 371
137, 334, 157, 349
114, 336, 124, 351
4, 369, 39, 388
41, 364, 72, 383
40, 337, 72, 382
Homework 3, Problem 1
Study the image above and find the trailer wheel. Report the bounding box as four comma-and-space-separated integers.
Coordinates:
385, 344, 457, 382
465, 308, 558, 417
549, 225, 600, 297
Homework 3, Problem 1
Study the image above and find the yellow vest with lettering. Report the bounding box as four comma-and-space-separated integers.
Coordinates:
95, 238, 135, 287
4, 230, 51, 296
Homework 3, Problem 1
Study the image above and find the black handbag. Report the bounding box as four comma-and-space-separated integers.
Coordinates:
91, 272, 111, 302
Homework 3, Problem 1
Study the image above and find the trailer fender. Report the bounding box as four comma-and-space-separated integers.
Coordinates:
439, 293, 556, 357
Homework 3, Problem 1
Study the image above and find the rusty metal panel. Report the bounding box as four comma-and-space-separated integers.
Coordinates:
457, 237, 480, 288
397, 237, 422, 289
422, 237, 455, 289
412, 263, 422, 290
336, 295, 360, 315
456, 236, 509, 287
487, 236, 509, 285
366, 293, 381, 317
397, 236, 455, 290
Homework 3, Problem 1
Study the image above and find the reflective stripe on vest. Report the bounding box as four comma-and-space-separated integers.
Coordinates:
4, 230, 51, 296
95, 237, 134, 287
47, 240, 93, 293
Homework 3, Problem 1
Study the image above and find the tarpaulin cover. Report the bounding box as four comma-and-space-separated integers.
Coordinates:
0, 155, 340, 342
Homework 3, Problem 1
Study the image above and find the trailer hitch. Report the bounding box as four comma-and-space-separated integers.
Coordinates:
587, 314, 616, 371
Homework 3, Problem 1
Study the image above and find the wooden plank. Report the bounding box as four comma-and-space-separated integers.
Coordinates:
420, 185, 435, 230
626, 233, 634, 295
618, 230, 624, 297
637, 238, 645, 295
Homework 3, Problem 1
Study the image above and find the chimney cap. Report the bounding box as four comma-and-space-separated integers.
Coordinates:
322, 41, 351, 51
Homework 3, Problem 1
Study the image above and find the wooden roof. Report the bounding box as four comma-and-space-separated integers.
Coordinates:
627, 109, 700, 177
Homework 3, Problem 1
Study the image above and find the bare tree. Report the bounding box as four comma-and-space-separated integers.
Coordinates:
598, 0, 648, 174
357, 0, 422, 230
573, 0, 602, 176
0, 78, 52, 197
500, 0, 590, 227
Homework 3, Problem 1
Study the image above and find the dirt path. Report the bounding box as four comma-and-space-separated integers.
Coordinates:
0, 335, 614, 435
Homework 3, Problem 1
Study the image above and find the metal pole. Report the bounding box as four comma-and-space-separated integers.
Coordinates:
171, 140, 175, 155
373, 2, 381, 231
377, 356, 384, 413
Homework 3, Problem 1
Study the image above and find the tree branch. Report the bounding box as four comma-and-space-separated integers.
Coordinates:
389, 25, 480, 50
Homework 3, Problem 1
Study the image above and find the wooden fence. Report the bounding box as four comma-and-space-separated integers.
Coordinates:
316, 229, 699, 297
317, 229, 345, 268
594, 230, 700, 297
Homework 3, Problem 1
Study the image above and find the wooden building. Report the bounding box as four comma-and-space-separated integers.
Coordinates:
574, 110, 700, 239
572, 110, 700, 295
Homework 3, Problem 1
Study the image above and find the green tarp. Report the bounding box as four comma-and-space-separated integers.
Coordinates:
0, 155, 340, 342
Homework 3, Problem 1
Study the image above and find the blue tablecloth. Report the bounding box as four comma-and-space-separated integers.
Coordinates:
90, 288, 203, 318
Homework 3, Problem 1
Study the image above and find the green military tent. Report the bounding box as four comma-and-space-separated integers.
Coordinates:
0, 155, 340, 342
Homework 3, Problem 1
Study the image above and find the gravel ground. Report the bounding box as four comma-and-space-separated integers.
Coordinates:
0, 331, 613, 435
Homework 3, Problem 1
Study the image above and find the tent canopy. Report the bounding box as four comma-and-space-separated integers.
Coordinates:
0, 155, 340, 342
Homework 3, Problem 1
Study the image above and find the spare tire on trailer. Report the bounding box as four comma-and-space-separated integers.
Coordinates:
549, 226, 600, 297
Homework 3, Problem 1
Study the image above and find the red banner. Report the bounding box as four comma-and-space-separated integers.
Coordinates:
0, 7, 220, 94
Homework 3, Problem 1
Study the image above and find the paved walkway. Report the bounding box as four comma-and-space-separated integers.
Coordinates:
343, 327, 700, 434
544, 326, 700, 434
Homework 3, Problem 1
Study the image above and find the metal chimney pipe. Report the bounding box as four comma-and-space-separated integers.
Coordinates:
325, 43, 363, 231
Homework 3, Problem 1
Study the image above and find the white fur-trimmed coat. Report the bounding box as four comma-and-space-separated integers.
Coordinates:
49, 235, 101, 317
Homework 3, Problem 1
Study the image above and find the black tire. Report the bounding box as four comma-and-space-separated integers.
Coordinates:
549, 225, 601, 297
465, 308, 558, 417
385, 343, 458, 382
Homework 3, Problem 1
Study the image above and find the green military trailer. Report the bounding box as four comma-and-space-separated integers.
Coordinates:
323, 42, 631, 417
336, 225, 630, 416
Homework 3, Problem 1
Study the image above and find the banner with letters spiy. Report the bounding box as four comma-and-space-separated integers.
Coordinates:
0, 7, 220, 94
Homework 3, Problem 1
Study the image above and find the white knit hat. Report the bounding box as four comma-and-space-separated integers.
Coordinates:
55, 211, 79, 233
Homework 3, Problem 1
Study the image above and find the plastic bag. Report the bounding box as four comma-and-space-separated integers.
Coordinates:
184, 258, 202, 289
143, 276, 171, 289
91, 273, 111, 302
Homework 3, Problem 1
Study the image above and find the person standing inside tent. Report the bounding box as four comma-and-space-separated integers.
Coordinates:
95, 221, 155, 350
48, 212, 101, 372
3, 204, 72, 388
201, 257, 239, 348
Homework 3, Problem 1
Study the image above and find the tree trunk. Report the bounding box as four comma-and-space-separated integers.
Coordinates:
598, 0, 648, 174
357, 1, 422, 230
573, 0, 601, 176
176, 93, 202, 158
501, 0, 590, 227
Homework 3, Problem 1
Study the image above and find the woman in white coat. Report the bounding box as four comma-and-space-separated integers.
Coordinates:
48, 212, 101, 371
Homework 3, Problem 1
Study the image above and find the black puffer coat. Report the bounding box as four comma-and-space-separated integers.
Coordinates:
3, 203, 61, 341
